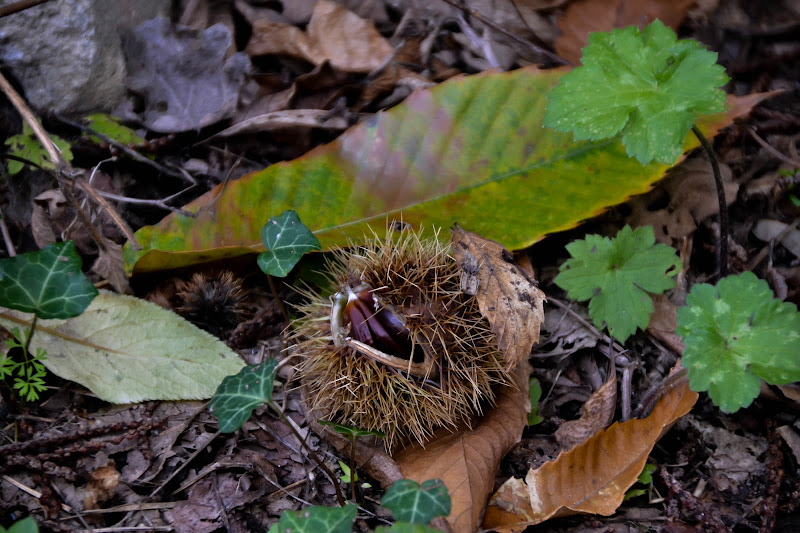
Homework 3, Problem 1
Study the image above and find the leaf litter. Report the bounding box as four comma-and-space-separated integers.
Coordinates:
1, 1, 799, 532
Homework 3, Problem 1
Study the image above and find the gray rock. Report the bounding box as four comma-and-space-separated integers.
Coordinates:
0, 0, 169, 114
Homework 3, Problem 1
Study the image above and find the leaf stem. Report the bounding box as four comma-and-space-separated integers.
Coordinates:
691, 125, 728, 278
268, 400, 346, 507
349, 435, 357, 502
267, 274, 290, 325
21, 315, 38, 364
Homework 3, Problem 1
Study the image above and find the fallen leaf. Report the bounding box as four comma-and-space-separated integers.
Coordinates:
83, 461, 120, 510
752, 219, 800, 258
214, 109, 349, 137
483, 378, 697, 529
31, 189, 65, 248
123, 66, 768, 274
393, 360, 530, 533
246, 0, 393, 73
451, 225, 545, 371
554, 369, 617, 450
0, 291, 245, 403
555, 0, 696, 64
121, 18, 250, 132
626, 156, 738, 246
92, 239, 133, 295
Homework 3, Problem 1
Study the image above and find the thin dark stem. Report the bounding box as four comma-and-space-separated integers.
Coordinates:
269, 401, 346, 507
21, 315, 38, 360
267, 275, 291, 325
691, 125, 728, 278
349, 435, 357, 502
634, 367, 688, 418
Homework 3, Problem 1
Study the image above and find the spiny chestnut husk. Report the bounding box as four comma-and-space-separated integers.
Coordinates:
293, 228, 512, 451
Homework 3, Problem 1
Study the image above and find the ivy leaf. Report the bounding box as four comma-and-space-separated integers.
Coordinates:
374, 524, 441, 533
268, 504, 357, 533
0, 516, 39, 533
0, 241, 98, 319
555, 225, 681, 343
676, 272, 800, 413
209, 359, 278, 432
4, 121, 73, 175
544, 19, 729, 165
258, 210, 322, 277
381, 479, 451, 525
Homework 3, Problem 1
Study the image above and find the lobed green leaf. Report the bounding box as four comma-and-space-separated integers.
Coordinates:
268, 504, 357, 533
676, 272, 800, 412
258, 210, 322, 277
381, 479, 451, 525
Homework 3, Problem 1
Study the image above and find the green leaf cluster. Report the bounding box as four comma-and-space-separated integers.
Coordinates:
0, 517, 38, 533
4, 121, 73, 175
555, 225, 681, 343
268, 479, 450, 533
544, 19, 729, 165
676, 272, 800, 412
258, 210, 321, 277
2, 328, 47, 402
624, 463, 656, 500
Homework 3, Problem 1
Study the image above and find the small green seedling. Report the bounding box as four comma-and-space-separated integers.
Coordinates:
337, 461, 371, 488
528, 377, 543, 426
0, 241, 98, 401
544, 19, 728, 166
555, 225, 681, 343
0, 516, 39, 533
624, 463, 657, 501
320, 420, 384, 499
4, 121, 73, 175
258, 210, 321, 278
676, 271, 800, 412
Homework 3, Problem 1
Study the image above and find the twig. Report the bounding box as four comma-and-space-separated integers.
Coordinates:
0, 0, 52, 18
75, 177, 140, 250
692, 125, 729, 278
438, 0, 569, 65
747, 126, 800, 168
0, 206, 16, 256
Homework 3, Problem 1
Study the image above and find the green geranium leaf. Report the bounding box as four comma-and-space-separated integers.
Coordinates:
676, 272, 800, 413
544, 19, 729, 165
382, 479, 451, 525
210, 359, 278, 432
0, 516, 39, 533
268, 504, 357, 533
258, 210, 322, 277
84, 113, 147, 146
318, 420, 386, 439
0, 241, 98, 319
4, 121, 73, 175
555, 225, 681, 343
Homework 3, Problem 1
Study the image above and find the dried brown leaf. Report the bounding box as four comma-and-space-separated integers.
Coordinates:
393, 360, 530, 533
451, 225, 545, 371
555, 0, 695, 64
92, 239, 133, 295
246, 0, 393, 73
554, 370, 617, 450
484, 379, 697, 530
215, 110, 349, 137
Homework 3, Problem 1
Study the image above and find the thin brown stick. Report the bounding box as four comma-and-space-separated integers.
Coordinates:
75, 178, 141, 250
0, 206, 16, 256
747, 126, 800, 168
438, 0, 569, 65
0, 0, 51, 19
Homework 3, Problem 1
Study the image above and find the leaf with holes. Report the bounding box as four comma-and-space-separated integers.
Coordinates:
382, 479, 451, 525
0, 241, 97, 319
257, 210, 321, 277
210, 359, 278, 432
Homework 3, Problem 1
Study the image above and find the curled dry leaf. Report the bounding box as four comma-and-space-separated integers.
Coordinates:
392, 360, 531, 533
246, 0, 393, 73
451, 225, 545, 371
483, 378, 697, 531
554, 368, 617, 450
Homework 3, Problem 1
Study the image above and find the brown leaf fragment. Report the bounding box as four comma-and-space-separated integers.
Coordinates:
484, 378, 697, 529
83, 461, 120, 510
92, 239, 133, 295
393, 360, 530, 533
246, 0, 393, 73
451, 225, 545, 371
554, 369, 617, 450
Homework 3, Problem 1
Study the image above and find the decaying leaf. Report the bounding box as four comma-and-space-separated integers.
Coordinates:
0, 291, 245, 403
451, 225, 545, 371
121, 18, 250, 132
483, 378, 697, 530
554, 369, 617, 450
392, 360, 531, 533
246, 0, 393, 73
92, 238, 133, 295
